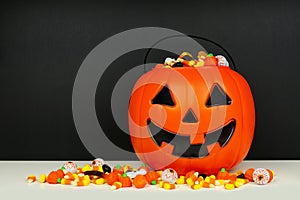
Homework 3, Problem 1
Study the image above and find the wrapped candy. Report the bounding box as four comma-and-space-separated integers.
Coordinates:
215, 55, 229, 66
161, 168, 178, 184
91, 158, 105, 166
252, 168, 274, 185
63, 162, 77, 174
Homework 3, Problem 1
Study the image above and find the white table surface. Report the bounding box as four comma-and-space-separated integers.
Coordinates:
0, 160, 299, 200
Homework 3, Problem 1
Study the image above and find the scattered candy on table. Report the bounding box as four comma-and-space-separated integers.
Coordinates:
26, 159, 275, 191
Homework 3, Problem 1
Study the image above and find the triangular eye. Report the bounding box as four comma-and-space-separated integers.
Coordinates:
206, 84, 232, 107
152, 85, 175, 106
182, 109, 198, 123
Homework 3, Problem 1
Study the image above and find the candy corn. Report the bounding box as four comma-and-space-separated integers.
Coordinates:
110, 182, 122, 190
27, 175, 36, 183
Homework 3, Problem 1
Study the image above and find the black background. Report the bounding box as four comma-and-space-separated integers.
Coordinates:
1, 0, 299, 160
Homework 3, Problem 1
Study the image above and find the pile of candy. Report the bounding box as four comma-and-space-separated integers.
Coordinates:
162, 51, 229, 68
26, 159, 275, 191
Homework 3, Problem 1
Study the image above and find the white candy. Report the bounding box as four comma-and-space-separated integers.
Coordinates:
164, 57, 176, 66
63, 161, 77, 174
91, 158, 105, 166
126, 169, 147, 179
215, 55, 229, 66
252, 168, 270, 185
161, 168, 178, 184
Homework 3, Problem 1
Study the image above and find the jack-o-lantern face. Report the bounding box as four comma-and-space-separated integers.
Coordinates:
128, 61, 255, 175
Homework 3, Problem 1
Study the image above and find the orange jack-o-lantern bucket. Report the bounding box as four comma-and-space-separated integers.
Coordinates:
128, 52, 255, 175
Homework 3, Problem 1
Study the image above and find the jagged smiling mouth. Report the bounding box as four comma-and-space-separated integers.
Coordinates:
147, 119, 236, 158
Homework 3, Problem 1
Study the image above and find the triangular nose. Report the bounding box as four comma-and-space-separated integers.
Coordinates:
182, 109, 198, 123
